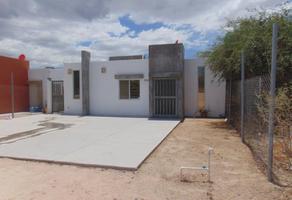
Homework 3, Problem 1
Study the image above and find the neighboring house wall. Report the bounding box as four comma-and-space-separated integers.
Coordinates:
64, 60, 149, 116
0, 56, 29, 114
28, 67, 64, 113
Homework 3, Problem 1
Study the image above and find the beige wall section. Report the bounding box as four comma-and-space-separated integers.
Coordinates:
184, 59, 198, 117
29, 81, 43, 107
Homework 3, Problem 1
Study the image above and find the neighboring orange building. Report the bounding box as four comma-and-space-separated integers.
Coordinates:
0, 55, 29, 114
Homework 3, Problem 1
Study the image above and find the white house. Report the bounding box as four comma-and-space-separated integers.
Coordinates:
28, 43, 226, 119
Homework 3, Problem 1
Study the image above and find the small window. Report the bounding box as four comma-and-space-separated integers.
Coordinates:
198, 67, 205, 93
73, 70, 80, 99
119, 80, 140, 99
198, 66, 205, 110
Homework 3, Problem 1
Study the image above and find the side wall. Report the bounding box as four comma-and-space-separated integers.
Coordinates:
184, 59, 198, 117
184, 58, 226, 118
205, 66, 226, 117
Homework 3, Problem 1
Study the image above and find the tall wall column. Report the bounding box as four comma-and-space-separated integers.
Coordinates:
148, 43, 184, 119
81, 51, 90, 115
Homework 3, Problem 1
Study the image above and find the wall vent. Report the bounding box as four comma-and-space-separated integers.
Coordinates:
67, 68, 73, 74
101, 67, 106, 73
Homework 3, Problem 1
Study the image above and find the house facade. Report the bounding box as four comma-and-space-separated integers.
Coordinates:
61, 43, 226, 118
27, 43, 225, 119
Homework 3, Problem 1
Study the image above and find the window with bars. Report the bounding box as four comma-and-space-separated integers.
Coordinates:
119, 80, 140, 99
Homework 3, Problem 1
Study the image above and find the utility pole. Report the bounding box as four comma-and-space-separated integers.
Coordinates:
267, 23, 278, 182
10, 72, 15, 119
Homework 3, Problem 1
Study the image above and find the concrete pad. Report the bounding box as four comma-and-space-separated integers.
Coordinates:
0, 114, 48, 138
0, 115, 179, 170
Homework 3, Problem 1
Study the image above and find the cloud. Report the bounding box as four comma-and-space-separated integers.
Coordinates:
35, 0, 109, 20
0, 0, 289, 67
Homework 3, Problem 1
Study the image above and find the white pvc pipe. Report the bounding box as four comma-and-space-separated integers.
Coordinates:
180, 147, 213, 182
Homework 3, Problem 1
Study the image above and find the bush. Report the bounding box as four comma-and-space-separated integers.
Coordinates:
257, 83, 292, 169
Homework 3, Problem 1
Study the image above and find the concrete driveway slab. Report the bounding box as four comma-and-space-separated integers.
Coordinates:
0, 114, 179, 170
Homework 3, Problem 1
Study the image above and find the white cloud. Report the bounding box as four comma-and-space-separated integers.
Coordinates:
0, 0, 289, 67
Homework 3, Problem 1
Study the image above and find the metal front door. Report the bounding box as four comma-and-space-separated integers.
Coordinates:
52, 81, 64, 112
153, 79, 177, 117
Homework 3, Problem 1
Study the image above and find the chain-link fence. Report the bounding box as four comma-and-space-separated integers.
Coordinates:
226, 74, 292, 186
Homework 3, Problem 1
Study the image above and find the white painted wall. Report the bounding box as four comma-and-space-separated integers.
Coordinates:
90, 60, 149, 116
64, 58, 225, 118
184, 58, 226, 118
64, 63, 83, 115
205, 66, 226, 117
28, 67, 64, 113
64, 60, 149, 116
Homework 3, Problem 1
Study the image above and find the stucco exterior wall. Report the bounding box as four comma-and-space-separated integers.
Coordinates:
64, 60, 149, 116
205, 66, 226, 117
63, 58, 225, 118
184, 58, 226, 118
89, 60, 149, 116
148, 43, 184, 118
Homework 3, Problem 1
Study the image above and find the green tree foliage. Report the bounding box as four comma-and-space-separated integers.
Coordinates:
206, 9, 292, 85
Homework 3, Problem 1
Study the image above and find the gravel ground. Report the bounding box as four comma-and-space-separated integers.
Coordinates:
0, 118, 291, 200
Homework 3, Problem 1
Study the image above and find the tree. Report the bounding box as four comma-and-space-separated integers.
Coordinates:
206, 9, 292, 86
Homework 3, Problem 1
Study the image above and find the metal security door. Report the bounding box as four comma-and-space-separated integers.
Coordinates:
52, 81, 64, 112
153, 79, 177, 117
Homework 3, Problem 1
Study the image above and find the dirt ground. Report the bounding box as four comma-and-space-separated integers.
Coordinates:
0, 118, 291, 200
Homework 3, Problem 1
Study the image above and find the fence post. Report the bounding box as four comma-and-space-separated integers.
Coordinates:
240, 50, 245, 143
10, 72, 15, 119
228, 79, 232, 122
267, 23, 278, 182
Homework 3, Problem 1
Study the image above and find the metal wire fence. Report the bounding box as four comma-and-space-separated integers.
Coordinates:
226, 74, 292, 186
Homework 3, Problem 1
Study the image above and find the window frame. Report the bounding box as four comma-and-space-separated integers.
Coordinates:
119, 79, 140, 100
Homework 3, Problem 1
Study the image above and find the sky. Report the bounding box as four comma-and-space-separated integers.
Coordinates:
0, 0, 290, 68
